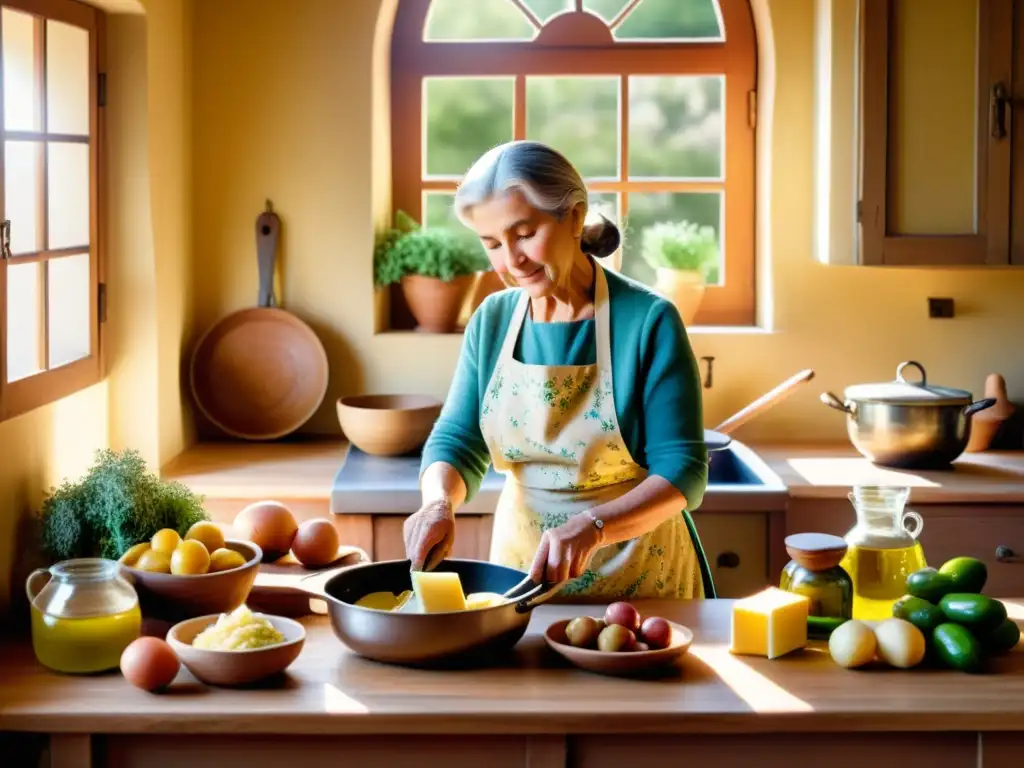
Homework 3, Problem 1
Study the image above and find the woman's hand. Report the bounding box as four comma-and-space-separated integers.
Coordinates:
403, 499, 456, 571
529, 512, 605, 585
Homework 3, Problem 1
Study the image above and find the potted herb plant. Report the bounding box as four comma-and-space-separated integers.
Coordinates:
374, 211, 490, 333
640, 220, 719, 326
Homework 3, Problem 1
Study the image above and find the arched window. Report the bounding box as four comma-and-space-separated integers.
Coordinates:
391, 0, 757, 327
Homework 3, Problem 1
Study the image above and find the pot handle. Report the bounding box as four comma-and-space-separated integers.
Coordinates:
820, 391, 854, 414
896, 360, 927, 385
964, 398, 997, 418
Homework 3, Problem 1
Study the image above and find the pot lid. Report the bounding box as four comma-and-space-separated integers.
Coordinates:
843, 361, 972, 404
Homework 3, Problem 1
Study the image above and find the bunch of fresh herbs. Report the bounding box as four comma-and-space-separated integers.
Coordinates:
373, 209, 488, 287
37, 448, 209, 562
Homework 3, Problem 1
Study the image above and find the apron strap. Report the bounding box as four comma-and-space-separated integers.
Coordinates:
497, 290, 532, 364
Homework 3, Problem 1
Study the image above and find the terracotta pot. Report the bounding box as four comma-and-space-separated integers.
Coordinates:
654, 267, 706, 326
400, 274, 476, 333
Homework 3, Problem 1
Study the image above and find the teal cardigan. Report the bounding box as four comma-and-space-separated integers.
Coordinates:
420, 268, 709, 511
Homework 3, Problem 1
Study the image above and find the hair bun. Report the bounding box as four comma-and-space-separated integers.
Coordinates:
580, 215, 621, 258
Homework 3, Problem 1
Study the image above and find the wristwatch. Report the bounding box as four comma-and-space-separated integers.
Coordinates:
585, 510, 606, 542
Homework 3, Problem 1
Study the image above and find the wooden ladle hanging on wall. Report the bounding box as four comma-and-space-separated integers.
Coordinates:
189, 202, 330, 440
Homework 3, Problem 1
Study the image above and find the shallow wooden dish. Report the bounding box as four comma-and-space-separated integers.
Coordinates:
544, 619, 694, 677
167, 613, 305, 687
336, 394, 442, 456
120, 540, 262, 623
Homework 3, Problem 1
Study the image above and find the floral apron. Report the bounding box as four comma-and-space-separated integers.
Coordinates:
480, 264, 703, 600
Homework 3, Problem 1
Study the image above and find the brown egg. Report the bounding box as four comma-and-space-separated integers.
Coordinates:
120, 637, 180, 692
233, 500, 298, 561
291, 519, 340, 567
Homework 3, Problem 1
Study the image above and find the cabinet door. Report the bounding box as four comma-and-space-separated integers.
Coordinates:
859, 0, 1013, 266
691, 512, 768, 597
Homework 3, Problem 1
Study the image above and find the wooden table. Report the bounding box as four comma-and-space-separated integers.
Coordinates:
3, 599, 1024, 768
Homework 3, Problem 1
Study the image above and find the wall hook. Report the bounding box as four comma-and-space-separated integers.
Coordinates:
700, 356, 715, 389
265, 199, 274, 213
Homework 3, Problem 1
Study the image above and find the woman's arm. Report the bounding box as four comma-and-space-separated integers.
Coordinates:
418, 303, 494, 509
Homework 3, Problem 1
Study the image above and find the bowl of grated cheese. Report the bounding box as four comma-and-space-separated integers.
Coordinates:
167, 605, 305, 686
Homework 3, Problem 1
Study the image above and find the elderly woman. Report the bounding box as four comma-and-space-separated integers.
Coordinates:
403, 140, 711, 600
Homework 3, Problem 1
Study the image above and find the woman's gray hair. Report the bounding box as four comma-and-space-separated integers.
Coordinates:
453, 140, 621, 259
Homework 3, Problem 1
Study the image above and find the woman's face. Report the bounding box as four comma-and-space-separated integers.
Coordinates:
463, 189, 583, 297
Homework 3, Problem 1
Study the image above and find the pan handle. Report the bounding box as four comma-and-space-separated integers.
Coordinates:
511, 580, 566, 614
256, 200, 280, 308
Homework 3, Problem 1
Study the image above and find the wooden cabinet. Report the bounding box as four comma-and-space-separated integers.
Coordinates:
786, 499, 1024, 595
691, 512, 770, 597
857, 0, 1020, 266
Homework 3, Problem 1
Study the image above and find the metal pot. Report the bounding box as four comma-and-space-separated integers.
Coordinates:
821, 361, 996, 469
300, 558, 561, 667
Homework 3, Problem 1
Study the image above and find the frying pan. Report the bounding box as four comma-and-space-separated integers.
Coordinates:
189, 202, 329, 440
296, 558, 560, 667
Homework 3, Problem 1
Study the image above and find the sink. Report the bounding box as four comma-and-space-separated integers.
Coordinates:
708, 448, 765, 486
331, 440, 786, 515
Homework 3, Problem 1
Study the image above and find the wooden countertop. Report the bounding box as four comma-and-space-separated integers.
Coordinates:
3, 599, 1024, 736
160, 440, 1024, 506
755, 444, 1024, 502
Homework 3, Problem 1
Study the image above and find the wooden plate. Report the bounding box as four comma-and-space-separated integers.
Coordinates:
544, 619, 694, 677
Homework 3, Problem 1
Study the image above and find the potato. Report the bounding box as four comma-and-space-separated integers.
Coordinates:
185, 521, 225, 554
604, 602, 641, 632
828, 619, 877, 669
136, 549, 172, 574
874, 618, 926, 669
565, 616, 601, 648
119, 542, 151, 567
170, 539, 211, 575
150, 528, 181, 555
597, 624, 636, 653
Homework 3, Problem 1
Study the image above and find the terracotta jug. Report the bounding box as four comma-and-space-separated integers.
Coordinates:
966, 373, 1015, 452
654, 268, 706, 326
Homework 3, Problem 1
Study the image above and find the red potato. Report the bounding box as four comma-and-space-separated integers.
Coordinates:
597, 624, 636, 653
634, 641, 650, 652
640, 616, 673, 650
604, 601, 641, 633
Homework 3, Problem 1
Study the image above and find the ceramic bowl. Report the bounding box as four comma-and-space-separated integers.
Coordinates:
336, 394, 442, 456
544, 618, 694, 677
120, 539, 262, 623
167, 612, 306, 686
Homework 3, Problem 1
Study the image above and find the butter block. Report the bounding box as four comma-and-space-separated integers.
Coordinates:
410, 571, 467, 612
730, 587, 809, 659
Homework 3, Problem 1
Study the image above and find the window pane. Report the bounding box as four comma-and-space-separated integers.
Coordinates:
5, 140, 42, 255
6, 260, 42, 382
48, 252, 91, 369
423, 192, 461, 230
523, 0, 572, 23
629, 76, 723, 179
47, 141, 90, 249
622, 191, 722, 287
614, 0, 722, 40
423, 192, 487, 262
424, 77, 514, 178
584, 0, 630, 23
2, 8, 39, 132
46, 20, 90, 136
425, 0, 535, 41
526, 76, 619, 179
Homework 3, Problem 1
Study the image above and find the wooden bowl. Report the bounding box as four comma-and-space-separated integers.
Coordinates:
336, 394, 443, 456
544, 619, 694, 677
120, 540, 262, 623
167, 613, 305, 686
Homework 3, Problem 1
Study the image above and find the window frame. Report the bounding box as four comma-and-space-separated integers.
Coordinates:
0, 0, 105, 422
391, 0, 758, 327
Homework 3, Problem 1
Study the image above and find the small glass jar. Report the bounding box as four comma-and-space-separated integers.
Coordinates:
780, 533, 854, 619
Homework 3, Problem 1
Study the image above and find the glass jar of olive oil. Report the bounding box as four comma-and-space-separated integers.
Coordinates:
26, 558, 142, 674
780, 533, 854, 619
